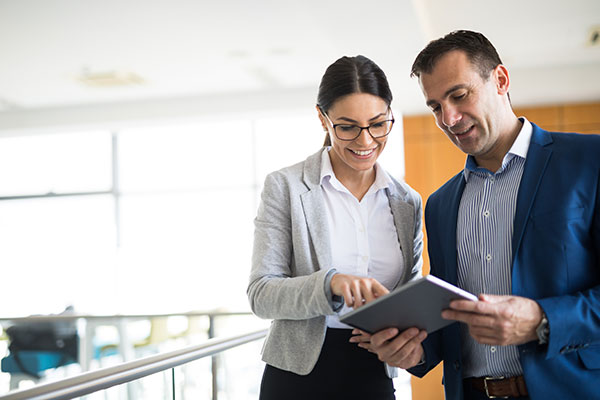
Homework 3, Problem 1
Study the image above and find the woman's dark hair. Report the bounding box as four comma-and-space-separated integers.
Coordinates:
317, 55, 392, 146
411, 30, 503, 80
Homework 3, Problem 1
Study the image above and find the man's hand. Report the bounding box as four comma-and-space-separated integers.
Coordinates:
331, 274, 389, 308
441, 294, 543, 346
353, 327, 427, 369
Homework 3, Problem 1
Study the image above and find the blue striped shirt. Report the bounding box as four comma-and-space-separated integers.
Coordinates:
457, 118, 532, 378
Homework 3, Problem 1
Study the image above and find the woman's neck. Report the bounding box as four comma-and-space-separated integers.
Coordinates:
333, 164, 376, 202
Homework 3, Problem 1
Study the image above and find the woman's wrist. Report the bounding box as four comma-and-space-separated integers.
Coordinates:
324, 269, 343, 311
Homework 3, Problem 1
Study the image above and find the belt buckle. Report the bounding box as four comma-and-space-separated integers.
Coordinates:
484, 376, 508, 399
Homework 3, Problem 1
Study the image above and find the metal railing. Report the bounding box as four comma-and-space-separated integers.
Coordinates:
0, 311, 254, 382
0, 328, 268, 400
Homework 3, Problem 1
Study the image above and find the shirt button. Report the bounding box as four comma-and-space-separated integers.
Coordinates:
362, 256, 368, 262
483, 210, 490, 217
486, 254, 492, 261
490, 346, 497, 353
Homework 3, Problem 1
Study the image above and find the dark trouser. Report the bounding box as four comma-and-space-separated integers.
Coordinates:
259, 328, 395, 400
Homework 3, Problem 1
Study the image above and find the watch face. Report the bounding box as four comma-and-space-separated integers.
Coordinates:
536, 316, 549, 343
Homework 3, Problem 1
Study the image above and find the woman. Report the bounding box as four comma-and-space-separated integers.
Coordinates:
247, 55, 423, 399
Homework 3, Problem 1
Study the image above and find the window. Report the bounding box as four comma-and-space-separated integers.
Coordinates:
0, 131, 112, 196
0, 111, 404, 317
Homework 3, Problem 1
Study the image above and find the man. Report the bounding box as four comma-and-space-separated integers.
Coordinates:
364, 30, 600, 399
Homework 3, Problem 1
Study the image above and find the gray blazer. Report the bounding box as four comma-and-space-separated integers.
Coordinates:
247, 148, 423, 376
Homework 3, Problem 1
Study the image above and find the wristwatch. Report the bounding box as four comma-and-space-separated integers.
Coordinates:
536, 312, 549, 345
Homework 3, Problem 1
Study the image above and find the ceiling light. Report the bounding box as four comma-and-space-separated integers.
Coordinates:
77, 69, 145, 88
587, 25, 600, 47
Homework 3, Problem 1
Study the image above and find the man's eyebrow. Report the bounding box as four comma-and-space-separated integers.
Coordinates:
426, 84, 468, 107
443, 84, 467, 98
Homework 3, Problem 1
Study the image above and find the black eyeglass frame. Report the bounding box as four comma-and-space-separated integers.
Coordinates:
319, 106, 395, 142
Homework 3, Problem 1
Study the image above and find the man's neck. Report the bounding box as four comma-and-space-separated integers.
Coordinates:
475, 116, 522, 173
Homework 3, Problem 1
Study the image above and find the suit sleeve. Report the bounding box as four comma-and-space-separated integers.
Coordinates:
247, 172, 338, 320
537, 168, 600, 359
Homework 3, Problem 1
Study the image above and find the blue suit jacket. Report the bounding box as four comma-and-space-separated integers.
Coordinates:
409, 123, 600, 399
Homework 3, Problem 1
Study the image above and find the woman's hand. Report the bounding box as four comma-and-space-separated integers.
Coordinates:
330, 274, 389, 308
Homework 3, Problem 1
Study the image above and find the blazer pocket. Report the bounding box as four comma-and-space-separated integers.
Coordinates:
578, 344, 600, 370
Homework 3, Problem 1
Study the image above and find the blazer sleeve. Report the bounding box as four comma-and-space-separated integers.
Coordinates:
247, 171, 338, 320
537, 170, 600, 359
408, 329, 443, 377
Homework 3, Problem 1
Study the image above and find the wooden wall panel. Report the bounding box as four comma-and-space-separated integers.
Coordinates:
513, 105, 562, 131
410, 364, 444, 400
562, 103, 600, 134
562, 103, 600, 125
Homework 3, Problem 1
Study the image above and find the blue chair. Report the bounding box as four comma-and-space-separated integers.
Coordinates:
1, 351, 76, 390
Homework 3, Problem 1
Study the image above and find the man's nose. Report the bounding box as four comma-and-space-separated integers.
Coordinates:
441, 106, 462, 128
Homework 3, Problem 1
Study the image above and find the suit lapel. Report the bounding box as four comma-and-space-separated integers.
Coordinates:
388, 191, 414, 286
300, 149, 332, 270
443, 176, 467, 285
512, 125, 553, 261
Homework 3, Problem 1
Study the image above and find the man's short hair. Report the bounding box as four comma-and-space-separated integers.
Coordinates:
411, 30, 503, 80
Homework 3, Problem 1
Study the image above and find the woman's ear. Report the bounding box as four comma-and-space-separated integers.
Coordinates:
316, 105, 329, 132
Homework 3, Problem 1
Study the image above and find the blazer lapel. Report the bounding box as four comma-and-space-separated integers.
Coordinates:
388, 191, 414, 285
300, 149, 332, 270
442, 176, 466, 285
512, 125, 553, 261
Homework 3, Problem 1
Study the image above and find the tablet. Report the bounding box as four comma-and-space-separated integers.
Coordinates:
339, 275, 477, 334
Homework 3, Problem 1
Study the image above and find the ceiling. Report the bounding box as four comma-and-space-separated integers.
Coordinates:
0, 0, 599, 132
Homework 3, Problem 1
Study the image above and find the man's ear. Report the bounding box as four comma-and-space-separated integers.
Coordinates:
494, 64, 510, 95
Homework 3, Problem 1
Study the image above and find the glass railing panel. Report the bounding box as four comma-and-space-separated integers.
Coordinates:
210, 314, 268, 399
79, 367, 173, 400
172, 356, 212, 399
217, 339, 264, 400
173, 340, 264, 400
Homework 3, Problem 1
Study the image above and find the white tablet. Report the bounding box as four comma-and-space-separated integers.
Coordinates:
339, 275, 477, 334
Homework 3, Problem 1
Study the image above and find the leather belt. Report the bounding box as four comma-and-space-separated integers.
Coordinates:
466, 375, 528, 398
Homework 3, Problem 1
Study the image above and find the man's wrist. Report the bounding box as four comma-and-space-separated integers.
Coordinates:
535, 310, 549, 344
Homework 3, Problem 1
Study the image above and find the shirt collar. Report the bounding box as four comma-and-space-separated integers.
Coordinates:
463, 117, 533, 181
320, 147, 392, 194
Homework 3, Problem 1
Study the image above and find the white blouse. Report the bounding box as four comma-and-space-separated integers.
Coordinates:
319, 148, 404, 328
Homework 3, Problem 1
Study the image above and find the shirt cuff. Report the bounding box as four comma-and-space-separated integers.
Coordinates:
324, 269, 344, 312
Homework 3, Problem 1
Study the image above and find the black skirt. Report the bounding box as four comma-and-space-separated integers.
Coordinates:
259, 328, 395, 400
